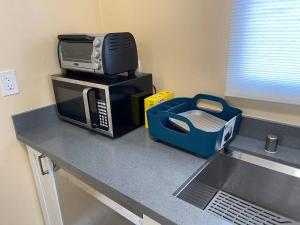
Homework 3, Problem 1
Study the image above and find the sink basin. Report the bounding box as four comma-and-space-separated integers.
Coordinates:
175, 150, 300, 225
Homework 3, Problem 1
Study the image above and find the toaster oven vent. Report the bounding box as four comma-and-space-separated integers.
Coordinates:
123, 36, 131, 49
108, 35, 132, 50
108, 37, 119, 50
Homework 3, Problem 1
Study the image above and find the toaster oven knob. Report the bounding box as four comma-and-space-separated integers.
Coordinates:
93, 39, 102, 47
92, 50, 101, 59
93, 62, 102, 70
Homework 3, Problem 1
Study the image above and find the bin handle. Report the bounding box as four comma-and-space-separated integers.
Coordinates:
192, 94, 230, 113
157, 111, 195, 134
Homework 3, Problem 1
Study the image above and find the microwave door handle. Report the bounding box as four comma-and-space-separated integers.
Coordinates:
83, 88, 92, 127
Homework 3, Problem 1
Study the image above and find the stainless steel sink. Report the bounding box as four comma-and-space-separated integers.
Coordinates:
175, 150, 300, 225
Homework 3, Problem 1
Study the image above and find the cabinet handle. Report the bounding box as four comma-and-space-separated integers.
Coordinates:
38, 155, 49, 175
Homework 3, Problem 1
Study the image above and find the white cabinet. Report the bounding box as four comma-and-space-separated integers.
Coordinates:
27, 146, 144, 225
27, 146, 63, 225
55, 168, 142, 225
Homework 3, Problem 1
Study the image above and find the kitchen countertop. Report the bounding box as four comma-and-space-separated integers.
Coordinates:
13, 105, 232, 225
13, 105, 300, 225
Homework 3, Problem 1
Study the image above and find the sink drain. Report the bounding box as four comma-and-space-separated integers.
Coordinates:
206, 191, 299, 225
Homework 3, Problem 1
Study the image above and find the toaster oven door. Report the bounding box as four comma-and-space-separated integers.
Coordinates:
52, 80, 94, 127
59, 41, 95, 72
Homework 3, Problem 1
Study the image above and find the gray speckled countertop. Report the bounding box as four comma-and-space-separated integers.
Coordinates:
13, 105, 231, 225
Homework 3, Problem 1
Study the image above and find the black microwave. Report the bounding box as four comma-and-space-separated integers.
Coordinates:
52, 73, 153, 137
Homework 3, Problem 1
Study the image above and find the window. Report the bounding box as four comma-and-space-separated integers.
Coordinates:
226, 0, 300, 105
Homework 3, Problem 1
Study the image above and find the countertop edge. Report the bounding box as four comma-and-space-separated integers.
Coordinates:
16, 134, 176, 225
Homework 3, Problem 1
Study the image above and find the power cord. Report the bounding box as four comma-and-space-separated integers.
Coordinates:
153, 84, 157, 94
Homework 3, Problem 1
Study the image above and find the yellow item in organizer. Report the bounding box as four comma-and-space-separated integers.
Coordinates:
144, 91, 174, 128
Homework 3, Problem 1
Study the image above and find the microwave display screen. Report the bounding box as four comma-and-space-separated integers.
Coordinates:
60, 42, 93, 63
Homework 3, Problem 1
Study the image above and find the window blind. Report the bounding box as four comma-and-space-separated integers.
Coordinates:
226, 0, 300, 105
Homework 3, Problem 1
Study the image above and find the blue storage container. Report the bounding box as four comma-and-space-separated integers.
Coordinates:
147, 94, 242, 158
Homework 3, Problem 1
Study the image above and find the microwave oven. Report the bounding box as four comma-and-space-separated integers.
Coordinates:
57, 33, 138, 76
52, 73, 153, 137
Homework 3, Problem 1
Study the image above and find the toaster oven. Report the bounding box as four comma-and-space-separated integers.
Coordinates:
58, 33, 138, 76
52, 73, 153, 137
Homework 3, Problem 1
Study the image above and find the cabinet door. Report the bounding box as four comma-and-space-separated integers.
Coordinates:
56, 168, 141, 225
27, 146, 63, 225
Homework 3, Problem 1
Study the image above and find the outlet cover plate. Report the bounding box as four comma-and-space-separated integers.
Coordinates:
0, 70, 19, 96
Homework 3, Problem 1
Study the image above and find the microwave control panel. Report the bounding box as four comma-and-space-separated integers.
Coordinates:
96, 95, 109, 131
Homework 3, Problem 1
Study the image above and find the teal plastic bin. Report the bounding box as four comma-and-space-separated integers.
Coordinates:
147, 94, 242, 158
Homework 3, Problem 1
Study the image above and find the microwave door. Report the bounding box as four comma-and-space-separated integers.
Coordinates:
53, 80, 92, 127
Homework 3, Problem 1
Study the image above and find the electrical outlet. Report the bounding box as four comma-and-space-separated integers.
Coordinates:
0, 70, 19, 96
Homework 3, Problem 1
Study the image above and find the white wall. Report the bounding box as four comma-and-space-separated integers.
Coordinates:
0, 1, 102, 224
99, 0, 300, 125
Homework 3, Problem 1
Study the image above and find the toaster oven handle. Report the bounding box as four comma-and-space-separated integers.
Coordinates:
83, 88, 92, 127
57, 34, 94, 41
